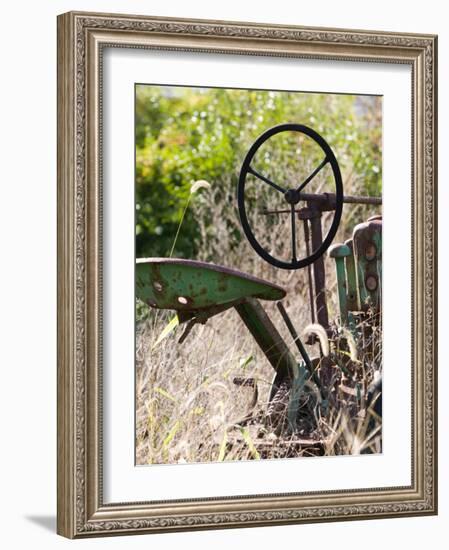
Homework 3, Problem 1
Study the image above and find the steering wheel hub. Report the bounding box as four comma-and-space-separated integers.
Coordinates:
284, 188, 302, 205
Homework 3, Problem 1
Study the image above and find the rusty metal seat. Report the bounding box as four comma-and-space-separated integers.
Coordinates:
136, 258, 285, 311
136, 258, 297, 391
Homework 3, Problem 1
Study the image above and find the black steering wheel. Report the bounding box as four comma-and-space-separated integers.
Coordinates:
237, 123, 343, 270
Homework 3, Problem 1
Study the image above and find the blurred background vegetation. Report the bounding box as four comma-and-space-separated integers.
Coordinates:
135, 85, 382, 260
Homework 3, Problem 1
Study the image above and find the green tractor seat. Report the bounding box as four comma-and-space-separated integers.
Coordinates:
136, 258, 297, 384
136, 258, 286, 312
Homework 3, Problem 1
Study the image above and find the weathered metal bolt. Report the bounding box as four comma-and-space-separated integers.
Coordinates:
365, 242, 377, 261
365, 274, 378, 291
153, 281, 163, 292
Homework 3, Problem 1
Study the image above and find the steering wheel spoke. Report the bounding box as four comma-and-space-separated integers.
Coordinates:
290, 204, 297, 262
296, 155, 329, 194
247, 165, 286, 194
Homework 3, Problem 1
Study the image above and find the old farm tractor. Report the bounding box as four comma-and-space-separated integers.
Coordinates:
136, 124, 382, 456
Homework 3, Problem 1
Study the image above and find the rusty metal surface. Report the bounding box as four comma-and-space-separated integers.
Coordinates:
261, 192, 382, 215
235, 298, 298, 381
310, 213, 329, 330
225, 429, 324, 457
344, 239, 359, 312
328, 217, 382, 326
328, 243, 351, 325
352, 218, 382, 313
136, 258, 286, 311
303, 219, 316, 324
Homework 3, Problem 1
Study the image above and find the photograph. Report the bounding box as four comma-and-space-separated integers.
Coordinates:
134, 84, 383, 465
55, 10, 437, 537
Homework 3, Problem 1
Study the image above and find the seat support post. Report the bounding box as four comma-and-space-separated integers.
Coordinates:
235, 298, 298, 381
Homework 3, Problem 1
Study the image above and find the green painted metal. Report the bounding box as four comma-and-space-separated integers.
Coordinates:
344, 239, 359, 312
352, 218, 382, 312
328, 218, 382, 326
136, 259, 296, 386
328, 243, 351, 325
235, 298, 298, 381
287, 362, 309, 432
136, 258, 286, 312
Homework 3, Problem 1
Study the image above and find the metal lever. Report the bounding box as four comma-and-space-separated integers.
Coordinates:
276, 302, 322, 392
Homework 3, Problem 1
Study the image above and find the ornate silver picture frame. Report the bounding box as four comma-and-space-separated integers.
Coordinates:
57, 11, 437, 538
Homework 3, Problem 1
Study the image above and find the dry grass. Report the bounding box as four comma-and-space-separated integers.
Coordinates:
136, 172, 382, 465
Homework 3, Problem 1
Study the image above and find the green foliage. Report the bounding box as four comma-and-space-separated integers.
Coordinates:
135, 85, 381, 258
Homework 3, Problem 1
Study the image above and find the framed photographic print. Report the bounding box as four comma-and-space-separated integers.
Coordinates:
57, 11, 437, 538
